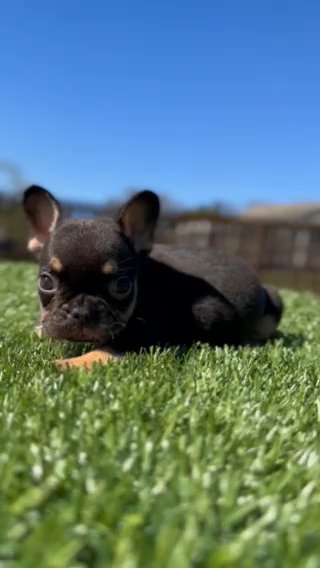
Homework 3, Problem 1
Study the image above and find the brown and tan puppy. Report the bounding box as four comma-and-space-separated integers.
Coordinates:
23, 185, 283, 369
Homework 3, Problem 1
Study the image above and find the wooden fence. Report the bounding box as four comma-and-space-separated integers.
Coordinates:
174, 215, 320, 292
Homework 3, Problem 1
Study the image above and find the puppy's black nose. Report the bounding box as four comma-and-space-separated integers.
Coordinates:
71, 306, 88, 321
70, 295, 102, 325
70, 294, 91, 323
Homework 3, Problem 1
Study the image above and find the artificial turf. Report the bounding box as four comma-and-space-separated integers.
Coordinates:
1, 261, 320, 567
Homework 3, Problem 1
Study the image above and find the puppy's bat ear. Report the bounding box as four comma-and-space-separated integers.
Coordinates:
117, 190, 160, 254
23, 185, 62, 253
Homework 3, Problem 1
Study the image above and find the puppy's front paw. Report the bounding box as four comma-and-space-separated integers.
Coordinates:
54, 350, 121, 371
34, 325, 44, 338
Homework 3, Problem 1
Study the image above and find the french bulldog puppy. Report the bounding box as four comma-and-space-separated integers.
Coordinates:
23, 185, 283, 369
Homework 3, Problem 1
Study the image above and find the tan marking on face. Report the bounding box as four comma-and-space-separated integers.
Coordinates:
101, 261, 116, 274
50, 256, 63, 272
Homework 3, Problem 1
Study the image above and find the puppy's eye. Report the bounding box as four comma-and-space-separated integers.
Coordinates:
38, 273, 57, 294
108, 276, 132, 299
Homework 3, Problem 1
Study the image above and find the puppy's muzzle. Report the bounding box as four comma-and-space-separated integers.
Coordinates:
67, 294, 106, 326
42, 294, 121, 342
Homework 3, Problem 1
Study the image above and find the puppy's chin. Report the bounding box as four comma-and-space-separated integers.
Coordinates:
40, 320, 124, 344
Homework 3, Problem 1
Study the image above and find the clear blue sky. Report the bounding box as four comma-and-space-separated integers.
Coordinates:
1, 0, 320, 210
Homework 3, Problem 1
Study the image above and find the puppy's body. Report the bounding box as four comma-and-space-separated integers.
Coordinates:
112, 244, 280, 351
23, 186, 283, 368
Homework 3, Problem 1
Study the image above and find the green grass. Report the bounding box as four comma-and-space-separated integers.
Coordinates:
1, 262, 320, 568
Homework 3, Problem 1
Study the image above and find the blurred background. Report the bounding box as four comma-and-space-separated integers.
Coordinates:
1, 0, 320, 291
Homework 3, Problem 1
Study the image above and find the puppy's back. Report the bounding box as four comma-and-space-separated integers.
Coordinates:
150, 244, 265, 319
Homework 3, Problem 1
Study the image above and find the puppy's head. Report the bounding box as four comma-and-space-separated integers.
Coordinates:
23, 185, 160, 343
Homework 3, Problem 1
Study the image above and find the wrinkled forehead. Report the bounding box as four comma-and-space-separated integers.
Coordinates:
41, 219, 135, 273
